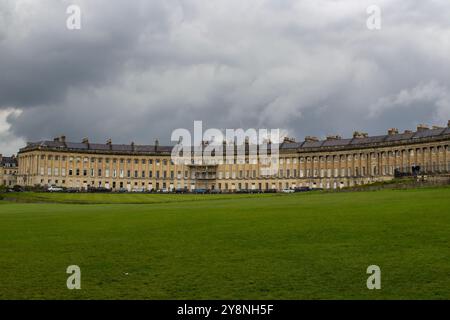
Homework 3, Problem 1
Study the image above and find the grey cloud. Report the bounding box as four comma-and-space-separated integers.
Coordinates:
1, 0, 450, 149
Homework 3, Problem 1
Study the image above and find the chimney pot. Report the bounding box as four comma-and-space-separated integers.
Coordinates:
326, 135, 341, 140
305, 136, 319, 142
283, 137, 296, 143
417, 124, 429, 131
353, 131, 368, 139
388, 128, 398, 136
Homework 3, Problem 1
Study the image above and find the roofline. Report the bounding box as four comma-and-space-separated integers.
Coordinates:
18, 129, 450, 156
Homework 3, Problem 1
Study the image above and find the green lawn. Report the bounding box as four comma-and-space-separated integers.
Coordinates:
0, 188, 449, 299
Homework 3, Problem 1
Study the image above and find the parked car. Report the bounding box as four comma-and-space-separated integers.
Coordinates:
294, 187, 311, 192
10, 185, 24, 192
175, 188, 188, 194
87, 187, 111, 193
48, 185, 63, 192
282, 188, 295, 193
192, 188, 207, 194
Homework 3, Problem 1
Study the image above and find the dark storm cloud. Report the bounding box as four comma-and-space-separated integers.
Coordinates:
1, 0, 450, 153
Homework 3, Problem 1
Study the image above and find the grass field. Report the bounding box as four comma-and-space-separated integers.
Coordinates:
0, 187, 449, 299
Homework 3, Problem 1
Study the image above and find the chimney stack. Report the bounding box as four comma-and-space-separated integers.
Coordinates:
387, 128, 398, 136
154, 139, 159, 151
326, 135, 341, 140
416, 124, 429, 131
447, 120, 450, 127
305, 136, 319, 142
60, 135, 66, 144
353, 131, 368, 139
82, 137, 90, 149
283, 137, 296, 143
54, 137, 60, 142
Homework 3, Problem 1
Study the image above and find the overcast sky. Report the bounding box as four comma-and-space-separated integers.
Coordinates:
1, 0, 450, 155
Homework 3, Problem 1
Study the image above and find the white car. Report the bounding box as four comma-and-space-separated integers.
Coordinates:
48, 186, 63, 192
282, 189, 295, 193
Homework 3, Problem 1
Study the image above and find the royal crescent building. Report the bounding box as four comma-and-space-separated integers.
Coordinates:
12, 121, 450, 191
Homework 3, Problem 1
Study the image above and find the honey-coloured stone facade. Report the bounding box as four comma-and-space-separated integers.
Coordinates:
15, 122, 450, 191
0, 155, 18, 187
